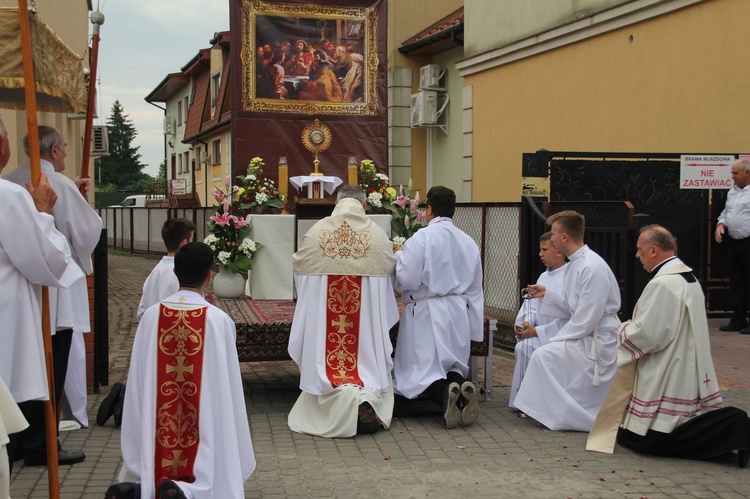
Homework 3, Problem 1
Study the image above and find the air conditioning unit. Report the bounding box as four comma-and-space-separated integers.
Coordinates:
91, 125, 109, 156
410, 91, 438, 126
419, 64, 444, 90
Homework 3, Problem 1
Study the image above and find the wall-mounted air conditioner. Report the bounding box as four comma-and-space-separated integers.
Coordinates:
91, 125, 109, 156
410, 91, 438, 126
419, 64, 445, 90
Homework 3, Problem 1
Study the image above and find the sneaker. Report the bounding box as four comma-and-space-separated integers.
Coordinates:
442, 382, 461, 429
459, 381, 480, 426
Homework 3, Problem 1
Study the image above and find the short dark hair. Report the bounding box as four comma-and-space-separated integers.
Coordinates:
162, 218, 196, 252
174, 242, 214, 288
539, 231, 552, 242
426, 186, 455, 218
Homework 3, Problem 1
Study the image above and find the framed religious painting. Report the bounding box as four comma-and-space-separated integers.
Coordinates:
241, 0, 379, 115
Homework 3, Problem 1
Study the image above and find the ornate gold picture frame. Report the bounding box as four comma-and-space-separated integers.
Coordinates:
241, 0, 379, 115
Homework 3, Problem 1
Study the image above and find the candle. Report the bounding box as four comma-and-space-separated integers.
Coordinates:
278, 157, 288, 201
348, 156, 358, 185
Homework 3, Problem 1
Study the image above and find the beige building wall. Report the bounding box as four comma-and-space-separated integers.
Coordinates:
465, 0, 630, 57
461, 0, 748, 201
0, 0, 92, 201
387, 0, 462, 194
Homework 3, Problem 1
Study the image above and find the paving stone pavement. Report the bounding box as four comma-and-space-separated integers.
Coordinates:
9, 252, 750, 498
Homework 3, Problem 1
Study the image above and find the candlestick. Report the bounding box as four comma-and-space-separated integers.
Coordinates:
347, 156, 358, 185
278, 157, 288, 201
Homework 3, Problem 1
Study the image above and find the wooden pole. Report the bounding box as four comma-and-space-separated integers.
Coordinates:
17, 1, 60, 496
79, 10, 103, 197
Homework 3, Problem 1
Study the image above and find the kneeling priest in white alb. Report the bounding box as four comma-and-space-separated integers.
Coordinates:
288, 185, 399, 438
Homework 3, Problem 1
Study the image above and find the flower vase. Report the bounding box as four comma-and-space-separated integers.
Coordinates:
244, 270, 252, 298
213, 266, 245, 299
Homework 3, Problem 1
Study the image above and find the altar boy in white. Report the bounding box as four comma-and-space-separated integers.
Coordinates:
509, 231, 567, 409
288, 185, 399, 437
108, 242, 255, 499
517, 210, 621, 432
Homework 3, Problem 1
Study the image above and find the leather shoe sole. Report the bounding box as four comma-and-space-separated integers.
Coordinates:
158, 479, 187, 498
739, 449, 750, 468
24, 449, 86, 466
740, 328, 750, 335
105, 482, 141, 499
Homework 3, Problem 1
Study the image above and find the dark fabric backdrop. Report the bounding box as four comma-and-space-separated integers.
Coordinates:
230, 0, 387, 208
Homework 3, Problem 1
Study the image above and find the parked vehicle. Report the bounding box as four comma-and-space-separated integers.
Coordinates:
109, 195, 146, 207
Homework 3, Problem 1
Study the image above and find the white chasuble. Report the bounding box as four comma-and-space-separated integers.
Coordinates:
289, 199, 398, 437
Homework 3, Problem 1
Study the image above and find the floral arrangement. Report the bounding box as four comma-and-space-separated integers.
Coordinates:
204, 176, 263, 273
388, 187, 427, 244
237, 157, 284, 211
357, 159, 426, 243
358, 159, 396, 211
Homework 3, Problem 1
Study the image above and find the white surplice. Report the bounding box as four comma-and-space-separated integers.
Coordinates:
4, 160, 102, 335
618, 258, 722, 435
288, 199, 399, 438
509, 264, 566, 408
514, 245, 621, 431
119, 291, 255, 499
393, 216, 484, 399
136, 256, 178, 322
0, 179, 81, 403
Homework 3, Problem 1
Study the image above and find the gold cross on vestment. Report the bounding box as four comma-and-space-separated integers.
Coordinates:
332, 369, 356, 384
166, 356, 194, 382
177, 296, 186, 303
331, 314, 353, 333
162, 450, 188, 475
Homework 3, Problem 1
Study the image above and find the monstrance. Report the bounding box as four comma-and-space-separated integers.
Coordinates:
301, 118, 332, 177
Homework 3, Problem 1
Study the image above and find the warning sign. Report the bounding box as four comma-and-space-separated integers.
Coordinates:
680, 155, 734, 189
521, 177, 549, 198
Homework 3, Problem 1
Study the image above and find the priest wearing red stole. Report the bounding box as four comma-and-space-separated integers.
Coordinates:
107, 242, 255, 499
288, 184, 399, 437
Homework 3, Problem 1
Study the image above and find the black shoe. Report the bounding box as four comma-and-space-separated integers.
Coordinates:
157, 480, 187, 498
740, 328, 750, 335
104, 482, 141, 499
356, 402, 381, 434
739, 449, 750, 468
719, 322, 747, 332
97, 382, 126, 426
24, 449, 86, 466
113, 386, 126, 428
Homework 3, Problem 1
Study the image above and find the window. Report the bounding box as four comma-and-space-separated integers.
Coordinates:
183, 96, 189, 124
177, 100, 182, 125
195, 146, 201, 170
183, 152, 190, 172
212, 140, 221, 165
177, 154, 183, 173
211, 73, 221, 107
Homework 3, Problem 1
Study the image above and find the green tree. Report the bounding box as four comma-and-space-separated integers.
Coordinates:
158, 159, 166, 179
98, 100, 148, 189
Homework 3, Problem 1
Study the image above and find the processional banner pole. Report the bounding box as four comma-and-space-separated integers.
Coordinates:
79, 9, 104, 197
17, 0, 60, 496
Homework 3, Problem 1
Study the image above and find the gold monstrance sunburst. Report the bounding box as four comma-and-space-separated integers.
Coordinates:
301, 119, 332, 176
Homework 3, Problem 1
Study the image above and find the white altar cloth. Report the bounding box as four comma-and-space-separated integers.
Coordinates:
289, 175, 343, 196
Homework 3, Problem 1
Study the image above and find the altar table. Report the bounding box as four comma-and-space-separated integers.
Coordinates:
207, 293, 496, 400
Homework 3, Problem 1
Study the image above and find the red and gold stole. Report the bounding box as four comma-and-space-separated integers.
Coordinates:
153, 304, 207, 491
325, 275, 364, 388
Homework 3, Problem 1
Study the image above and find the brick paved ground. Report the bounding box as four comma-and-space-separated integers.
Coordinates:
9, 252, 750, 498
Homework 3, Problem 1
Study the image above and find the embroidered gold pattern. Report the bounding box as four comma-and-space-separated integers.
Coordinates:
319, 221, 371, 260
